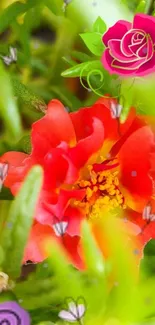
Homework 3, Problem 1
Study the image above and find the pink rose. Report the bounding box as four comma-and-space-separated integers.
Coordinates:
102, 14, 155, 77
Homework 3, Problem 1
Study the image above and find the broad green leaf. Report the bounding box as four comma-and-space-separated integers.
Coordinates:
47, 241, 83, 299
11, 77, 47, 113
61, 60, 102, 78
93, 16, 107, 34
80, 32, 104, 56
0, 166, 43, 278
0, 61, 22, 140
131, 76, 155, 116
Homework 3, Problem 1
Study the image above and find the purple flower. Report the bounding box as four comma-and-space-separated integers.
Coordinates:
0, 301, 30, 324
102, 14, 155, 77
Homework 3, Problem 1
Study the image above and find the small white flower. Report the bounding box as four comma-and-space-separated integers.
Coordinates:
0, 162, 9, 191
1, 47, 17, 66
59, 299, 86, 323
52, 221, 68, 236
110, 102, 122, 119
142, 204, 155, 222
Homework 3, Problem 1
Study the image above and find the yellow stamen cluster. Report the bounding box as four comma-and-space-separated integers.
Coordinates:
74, 166, 126, 221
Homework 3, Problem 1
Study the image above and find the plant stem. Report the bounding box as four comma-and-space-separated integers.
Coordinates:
145, 0, 155, 14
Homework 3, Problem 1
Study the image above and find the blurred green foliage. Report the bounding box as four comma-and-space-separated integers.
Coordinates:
0, 1, 155, 325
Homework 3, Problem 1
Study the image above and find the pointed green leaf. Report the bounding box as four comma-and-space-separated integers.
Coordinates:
82, 221, 105, 275
61, 60, 102, 78
80, 32, 104, 56
11, 77, 47, 113
0, 166, 43, 278
47, 241, 83, 299
135, 0, 146, 13
0, 62, 22, 140
93, 16, 107, 34
71, 50, 92, 62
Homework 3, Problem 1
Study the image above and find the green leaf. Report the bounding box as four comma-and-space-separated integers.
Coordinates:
11, 77, 47, 113
93, 16, 107, 34
80, 32, 104, 56
16, 134, 32, 154
119, 78, 134, 123
135, 0, 146, 13
45, 0, 64, 15
0, 166, 43, 278
82, 221, 105, 275
61, 60, 102, 77
0, 61, 22, 140
71, 50, 92, 62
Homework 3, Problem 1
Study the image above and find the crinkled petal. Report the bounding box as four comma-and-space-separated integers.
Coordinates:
0, 151, 30, 189
43, 146, 79, 190
69, 117, 104, 169
24, 222, 84, 269
119, 126, 154, 212
31, 100, 76, 160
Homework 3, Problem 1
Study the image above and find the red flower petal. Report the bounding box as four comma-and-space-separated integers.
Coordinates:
23, 222, 54, 263
110, 115, 146, 157
69, 117, 104, 168
24, 222, 84, 269
31, 100, 76, 161
0, 151, 30, 188
125, 208, 155, 246
36, 189, 85, 226
43, 146, 79, 190
70, 97, 135, 152
119, 126, 154, 211
63, 206, 84, 237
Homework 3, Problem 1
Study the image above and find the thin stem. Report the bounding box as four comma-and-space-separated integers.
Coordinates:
145, 0, 155, 15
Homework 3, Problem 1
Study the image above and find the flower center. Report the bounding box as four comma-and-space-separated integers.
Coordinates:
74, 165, 126, 221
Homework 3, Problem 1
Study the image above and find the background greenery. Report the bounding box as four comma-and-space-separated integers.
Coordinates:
0, 0, 155, 324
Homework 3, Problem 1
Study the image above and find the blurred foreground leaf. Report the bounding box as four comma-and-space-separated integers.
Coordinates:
0, 165, 43, 278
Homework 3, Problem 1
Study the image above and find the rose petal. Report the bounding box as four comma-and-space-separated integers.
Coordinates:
108, 39, 137, 62
102, 20, 131, 47
137, 50, 155, 76
133, 14, 155, 44
121, 29, 145, 57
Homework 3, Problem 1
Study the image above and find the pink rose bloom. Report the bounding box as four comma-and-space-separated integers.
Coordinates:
102, 14, 155, 77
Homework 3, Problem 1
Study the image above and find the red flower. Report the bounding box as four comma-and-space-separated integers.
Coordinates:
1, 98, 155, 268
